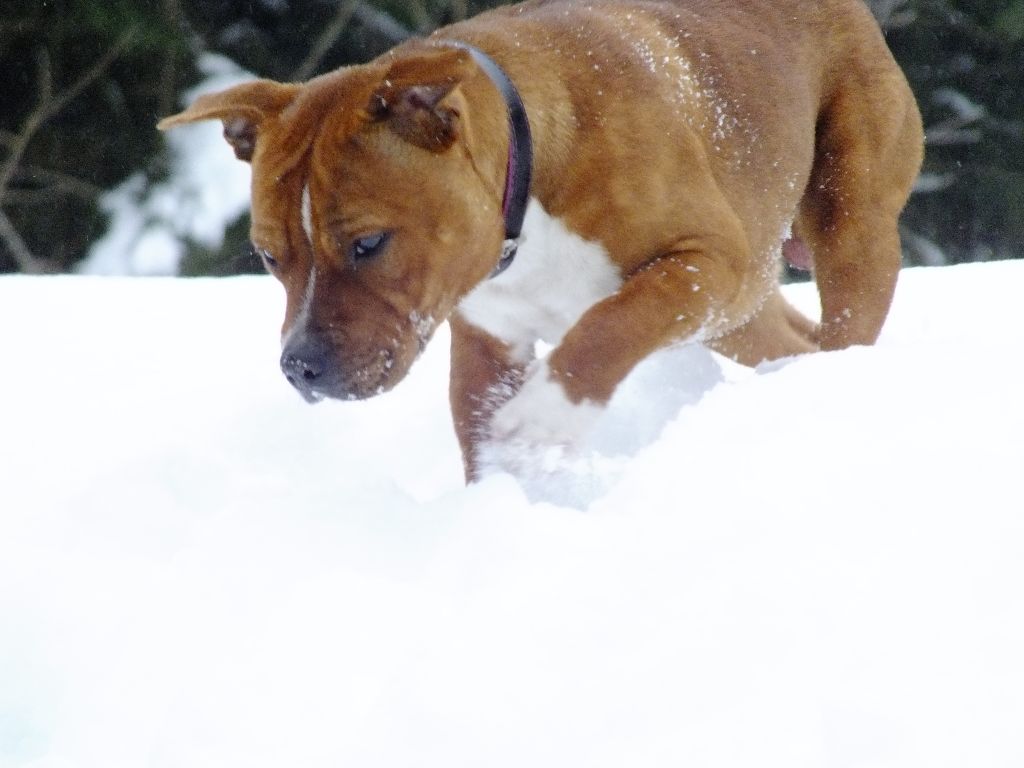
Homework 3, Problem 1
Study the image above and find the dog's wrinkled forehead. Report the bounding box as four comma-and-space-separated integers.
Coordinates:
157, 44, 484, 288
157, 43, 475, 162
248, 55, 473, 231
248, 146, 310, 254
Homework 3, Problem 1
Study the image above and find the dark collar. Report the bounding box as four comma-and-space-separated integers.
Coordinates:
443, 41, 533, 278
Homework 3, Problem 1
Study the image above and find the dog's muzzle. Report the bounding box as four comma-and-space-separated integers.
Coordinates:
280, 328, 399, 402
280, 331, 333, 403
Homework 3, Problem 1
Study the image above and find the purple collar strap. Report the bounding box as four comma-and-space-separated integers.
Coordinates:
442, 40, 533, 278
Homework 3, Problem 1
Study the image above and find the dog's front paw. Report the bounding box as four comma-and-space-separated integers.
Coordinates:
480, 367, 615, 506
490, 362, 601, 447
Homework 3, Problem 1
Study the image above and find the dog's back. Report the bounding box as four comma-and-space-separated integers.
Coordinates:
443, 0, 922, 356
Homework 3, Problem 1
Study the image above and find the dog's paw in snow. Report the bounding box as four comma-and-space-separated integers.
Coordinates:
479, 363, 620, 505
490, 362, 602, 447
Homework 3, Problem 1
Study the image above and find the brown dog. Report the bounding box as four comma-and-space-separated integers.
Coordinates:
159, 0, 923, 481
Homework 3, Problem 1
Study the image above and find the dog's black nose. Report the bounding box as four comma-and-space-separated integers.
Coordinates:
280, 333, 332, 403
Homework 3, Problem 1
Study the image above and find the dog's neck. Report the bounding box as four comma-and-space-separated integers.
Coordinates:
441, 40, 533, 278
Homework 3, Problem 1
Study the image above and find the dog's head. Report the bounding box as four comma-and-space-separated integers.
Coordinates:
159, 47, 507, 401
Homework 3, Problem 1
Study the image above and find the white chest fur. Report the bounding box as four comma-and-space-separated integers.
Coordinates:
457, 199, 622, 360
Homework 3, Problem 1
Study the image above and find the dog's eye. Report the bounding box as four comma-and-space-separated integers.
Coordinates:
350, 232, 390, 261
252, 245, 279, 272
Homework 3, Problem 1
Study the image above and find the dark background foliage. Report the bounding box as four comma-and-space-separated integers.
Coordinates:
2, 0, 1023, 274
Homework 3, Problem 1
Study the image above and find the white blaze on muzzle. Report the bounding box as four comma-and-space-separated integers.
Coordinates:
283, 264, 317, 349
282, 183, 318, 348
301, 183, 314, 247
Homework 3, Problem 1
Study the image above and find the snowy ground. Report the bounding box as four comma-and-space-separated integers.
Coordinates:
1, 261, 1022, 767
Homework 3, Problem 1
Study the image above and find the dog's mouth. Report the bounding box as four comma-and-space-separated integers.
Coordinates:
295, 387, 326, 404
336, 347, 400, 400
281, 312, 440, 404
283, 344, 402, 403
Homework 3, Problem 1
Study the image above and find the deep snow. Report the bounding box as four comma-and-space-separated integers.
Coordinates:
1, 262, 1023, 767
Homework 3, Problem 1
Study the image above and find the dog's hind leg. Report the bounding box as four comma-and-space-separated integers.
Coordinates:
708, 288, 818, 366
797, 39, 923, 350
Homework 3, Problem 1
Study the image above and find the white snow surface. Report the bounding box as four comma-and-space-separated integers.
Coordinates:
1, 262, 1023, 767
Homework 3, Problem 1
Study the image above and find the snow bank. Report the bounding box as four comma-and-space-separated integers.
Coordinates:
1, 262, 1022, 767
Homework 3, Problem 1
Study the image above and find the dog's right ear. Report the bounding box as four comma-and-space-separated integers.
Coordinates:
365, 48, 476, 152
157, 80, 300, 162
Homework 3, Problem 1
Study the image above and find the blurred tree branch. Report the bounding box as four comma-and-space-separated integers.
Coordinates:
0, 209, 46, 274
399, 0, 435, 34
292, 0, 362, 81
290, 0, 413, 81
352, 2, 414, 45
448, 0, 469, 22
0, 28, 135, 273
160, 0, 186, 118
867, 0, 917, 29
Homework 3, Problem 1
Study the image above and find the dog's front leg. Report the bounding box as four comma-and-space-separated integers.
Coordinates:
449, 314, 528, 482
491, 244, 750, 448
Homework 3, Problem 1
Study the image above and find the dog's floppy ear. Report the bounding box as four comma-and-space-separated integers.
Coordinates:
366, 48, 474, 152
157, 80, 300, 162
